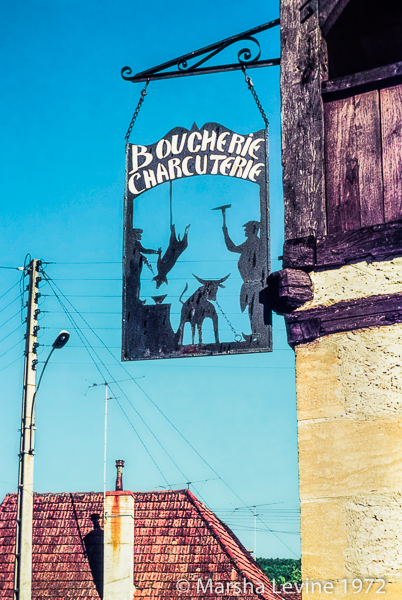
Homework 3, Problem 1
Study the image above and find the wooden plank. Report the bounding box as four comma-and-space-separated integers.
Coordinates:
322, 61, 402, 97
355, 92, 384, 227
281, 0, 327, 240
283, 236, 316, 269
285, 292, 402, 345
282, 220, 402, 268
324, 97, 361, 233
288, 292, 402, 323
286, 318, 321, 345
261, 269, 313, 315
324, 90, 384, 234
316, 221, 402, 266
381, 84, 402, 222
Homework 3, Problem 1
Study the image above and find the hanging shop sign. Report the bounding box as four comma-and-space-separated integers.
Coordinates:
122, 122, 271, 360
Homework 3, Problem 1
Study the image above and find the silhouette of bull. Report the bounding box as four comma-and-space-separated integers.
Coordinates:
177, 273, 230, 346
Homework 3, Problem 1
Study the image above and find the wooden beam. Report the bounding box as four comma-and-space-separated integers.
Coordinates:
282, 236, 316, 269
283, 220, 402, 269
319, 0, 352, 36
281, 0, 328, 240
285, 292, 402, 345
260, 269, 313, 315
322, 61, 402, 98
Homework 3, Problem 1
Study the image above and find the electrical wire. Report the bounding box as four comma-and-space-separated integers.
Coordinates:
46, 258, 283, 265
41, 360, 293, 366
46, 259, 239, 265
0, 309, 24, 330
0, 338, 24, 360
46, 310, 259, 316
51, 277, 242, 281
0, 322, 24, 345
42, 271, 181, 492
0, 266, 23, 271
0, 353, 24, 373
157, 477, 220, 489
0, 280, 21, 301
0, 290, 25, 315
41, 326, 288, 334
221, 525, 300, 535
41, 271, 299, 557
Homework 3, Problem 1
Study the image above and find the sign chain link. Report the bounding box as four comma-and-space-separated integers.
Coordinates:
241, 66, 269, 127
125, 80, 150, 143
214, 299, 242, 342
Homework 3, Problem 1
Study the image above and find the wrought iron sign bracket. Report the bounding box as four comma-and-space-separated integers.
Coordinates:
121, 18, 280, 83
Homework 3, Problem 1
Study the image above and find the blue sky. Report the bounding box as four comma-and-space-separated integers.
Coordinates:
0, 0, 300, 558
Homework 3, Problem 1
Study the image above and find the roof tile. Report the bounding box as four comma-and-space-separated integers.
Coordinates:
0, 490, 298, 600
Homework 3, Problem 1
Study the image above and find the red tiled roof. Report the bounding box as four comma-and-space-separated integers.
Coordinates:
0, 490, 297, 600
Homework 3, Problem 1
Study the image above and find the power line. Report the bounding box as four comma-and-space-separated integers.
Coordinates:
0, 323, 24, 345
45, 310, 261, 316
50, 277, 242, 281
42, 273, 298, 558
157, 477, 220, 489
43, 274, 175, 492
0, 309, 24, 330
46, 259, 239, 265
46, 285, 210, 507
221, 525, 300, 535
229, 502, 286, 510
41, 326, 288, 333
0, 338, 24, 360
0, 353, 24, 373
0, 280, 21, 301
42, 271, 197, 493
0, 265, 24, 271
84, 377, 145, 394
42, 294, 240, 298
0, 291, 24, 315
46, 258, 283, 265
40, 360, 293, 367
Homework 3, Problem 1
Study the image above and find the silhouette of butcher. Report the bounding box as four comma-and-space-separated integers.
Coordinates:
130, 228, 160, 303
221, 217, 263, 340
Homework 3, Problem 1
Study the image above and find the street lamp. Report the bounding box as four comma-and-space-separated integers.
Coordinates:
14, 322, 70, 600
29, 330, 70, 453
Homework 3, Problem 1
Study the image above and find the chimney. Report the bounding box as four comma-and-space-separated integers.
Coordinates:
115, 459, 124, 491
103, 461, 134, 600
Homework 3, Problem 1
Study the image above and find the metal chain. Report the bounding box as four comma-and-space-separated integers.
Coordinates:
214, 299, 242, 343
241, 66, 269, 127
124, 80, 150, 143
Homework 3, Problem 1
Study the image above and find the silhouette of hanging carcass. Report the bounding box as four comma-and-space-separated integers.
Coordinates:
153, 223, 190, 288
176, 274, 230, 346
153, 181, 190, 288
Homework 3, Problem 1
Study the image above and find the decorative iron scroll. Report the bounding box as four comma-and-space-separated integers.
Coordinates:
121, 19, 280, 82
122, 122, 271, 361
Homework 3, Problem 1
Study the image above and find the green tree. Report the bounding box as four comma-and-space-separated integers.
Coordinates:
256, 558, 302, 585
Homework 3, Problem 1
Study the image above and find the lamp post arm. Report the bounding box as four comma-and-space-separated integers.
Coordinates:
29, 346, 55, 453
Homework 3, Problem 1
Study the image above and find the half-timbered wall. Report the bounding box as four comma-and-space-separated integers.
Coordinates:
278, 1, 402, 597
281, 0, 402, 242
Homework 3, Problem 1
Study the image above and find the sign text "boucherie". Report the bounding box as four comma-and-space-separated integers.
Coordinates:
127, 125, 266, 196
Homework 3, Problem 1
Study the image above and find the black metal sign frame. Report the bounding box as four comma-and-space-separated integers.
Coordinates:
121, 19, 280, 83
122, 122, 272, 361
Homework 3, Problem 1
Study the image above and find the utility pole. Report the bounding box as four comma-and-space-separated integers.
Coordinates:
104, 382, 108, 517
253, 507, 257, 560
14, 259, 41, 600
